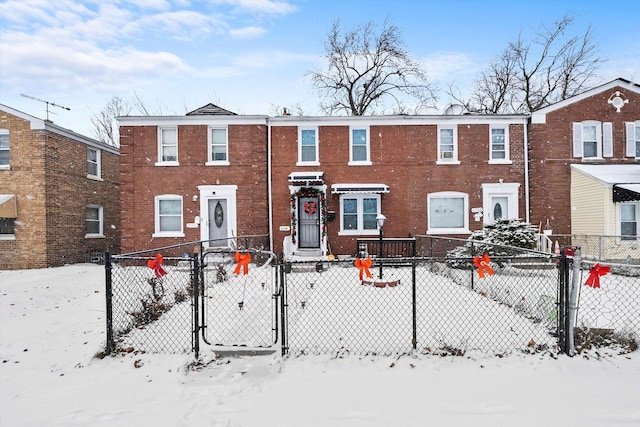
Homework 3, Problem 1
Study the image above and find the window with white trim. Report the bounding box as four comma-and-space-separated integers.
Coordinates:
339, 194, 380, 235
572, 121, 613, 159
619, 202, 638, 241
157, 127, 178, 165
87, 147, 101, 179
0, 218, 15, 237
206, 127, 229, 165
0, 129, 9, 168
489, 125, 511, 163
85, 205, 103, 237
427, 192, 469, 234
625, 121, 640, 158
349, 127, 371, 164
298, 127, 318, 165
437, 126, 459, 164
154, 195, 184, 237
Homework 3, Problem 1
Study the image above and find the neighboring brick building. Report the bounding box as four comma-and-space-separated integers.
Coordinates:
0, 104, 120, 269
117, 104, 270, 254
529, 78, 640, 235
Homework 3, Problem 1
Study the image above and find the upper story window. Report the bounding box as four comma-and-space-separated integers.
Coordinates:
427, 191, 469, 234
153, 195, 184, 237
207, 127, 229, 166
156, 127, 178, 166
625, 121, 640, 158
489, 125, 511, 164
87, 147, 101, 179
298, 127, 319, 165
339, 194, 380, 235
85, 205, 104, 238
619, 202, 638, 241
0, 129, 9, 169
349, 127, 371, 165
437, 126, 459, 164
573, 121, 613, 160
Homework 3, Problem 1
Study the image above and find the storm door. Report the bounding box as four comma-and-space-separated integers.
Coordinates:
208, 199, 228, 247
490, 196, 509, 221
298, 196, 320, 248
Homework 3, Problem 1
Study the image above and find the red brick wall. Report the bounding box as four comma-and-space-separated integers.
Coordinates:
529, 85, 640, 234
119, 123, 269, 254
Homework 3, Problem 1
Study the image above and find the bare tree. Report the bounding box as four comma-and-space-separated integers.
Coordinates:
90, 96, 131, 148
449, 15, 603, 113
310, 19, 437, 116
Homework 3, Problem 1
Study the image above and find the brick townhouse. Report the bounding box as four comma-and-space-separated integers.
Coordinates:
0, 104, 120, 269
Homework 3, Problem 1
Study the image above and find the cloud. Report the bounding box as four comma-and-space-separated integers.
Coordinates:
140, 10, 225, 40
229, 26, 267, 39
210, 0, 297, 15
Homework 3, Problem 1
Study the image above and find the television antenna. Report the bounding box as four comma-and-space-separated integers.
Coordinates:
20, 94, 71, 121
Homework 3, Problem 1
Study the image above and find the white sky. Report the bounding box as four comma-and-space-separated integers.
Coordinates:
1, 0, 639, 137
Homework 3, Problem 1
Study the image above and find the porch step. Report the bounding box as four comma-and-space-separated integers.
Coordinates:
293, 249, 322, 257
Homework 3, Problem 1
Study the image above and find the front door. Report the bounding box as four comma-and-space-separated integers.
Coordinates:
298, 196, 320, 248
208, 198, 228, 247
490, 196, 509, 221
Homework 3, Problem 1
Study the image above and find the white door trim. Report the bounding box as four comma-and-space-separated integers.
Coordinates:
482, 183, 520, 225
198, 185, 238, 247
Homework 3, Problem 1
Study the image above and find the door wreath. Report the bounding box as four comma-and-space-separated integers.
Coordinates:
304, 200, 317, 215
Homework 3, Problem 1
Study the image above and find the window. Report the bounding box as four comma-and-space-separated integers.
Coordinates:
437, 126, 459, 164
625, 121, 640, 158
0, 218, 15, 237
298, 128, 319, 165
154, 195, 184, 237
87, 147, 101, 178
0, 129, 9, 168
85, 205, 103, 237
157, 127, 178, 165
489, 125, 511, 163
573, 121, 613, 159
207, 127, 229, 165
339, 194, 380, 235
619, 202, 638, 241
427, 192, 469, 234
349, 127, 371, 164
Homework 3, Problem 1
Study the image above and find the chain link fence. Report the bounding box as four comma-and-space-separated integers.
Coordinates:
546, 234, 640, 263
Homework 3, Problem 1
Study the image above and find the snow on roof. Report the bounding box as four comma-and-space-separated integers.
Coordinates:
571, 164, 640, 185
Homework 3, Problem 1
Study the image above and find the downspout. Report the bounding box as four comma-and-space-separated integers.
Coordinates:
267, 117, 274, 254
524, 118, 530, 223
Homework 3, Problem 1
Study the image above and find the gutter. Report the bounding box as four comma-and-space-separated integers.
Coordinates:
524, 119, 530, 223
267, 118, 274, 253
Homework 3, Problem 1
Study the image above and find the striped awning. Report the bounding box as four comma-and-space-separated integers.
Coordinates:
331, 183, 390, 194
0, 194, 17, 218
288, 171, 324, 184
613, 184, 640, 202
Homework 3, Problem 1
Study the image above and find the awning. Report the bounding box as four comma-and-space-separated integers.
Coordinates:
288, 171, 324, 185
613, 184, 640, 202
0, 194, 17, 218
331, 183, 390, 194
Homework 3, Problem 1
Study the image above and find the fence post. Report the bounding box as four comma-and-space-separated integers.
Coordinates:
192, 250, 200, 359
104, 252, 114, 354
567, 248, 581, 356
411, 244, 417, 350
558, 247, 570, 354
279, 255, 288, 356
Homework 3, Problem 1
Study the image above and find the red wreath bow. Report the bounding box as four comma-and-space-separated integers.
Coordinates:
233, 252, 251, 275
355, 257, 373, 280
304, 201, 317, 215
473, 254, 495, 278
147, 253, 167, 278
585, 263, 610, 288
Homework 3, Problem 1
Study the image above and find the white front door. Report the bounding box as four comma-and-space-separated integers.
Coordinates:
198, 185, 237, 248
482, 183, 520, 224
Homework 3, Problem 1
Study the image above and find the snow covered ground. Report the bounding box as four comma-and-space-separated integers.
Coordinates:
1, 264, 639, 427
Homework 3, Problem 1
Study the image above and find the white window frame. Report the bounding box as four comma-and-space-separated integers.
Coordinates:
0, 218, 16, 239
85, 205, 104, 238
153, 195, 184, 237
87, 147, 101, 180
427, 191, 470, 234
573, 121, 613, 160
625, 121, 640, 158
156, 127, 179, 166
0, 129, 9, 170
489, 125, 512, 164
206, 126, 230, 166
618, 201, 639, 241
338, 193, 381, 236
348, 126, 371, 165
436, 125, 459, 165
297, 127, 319, 166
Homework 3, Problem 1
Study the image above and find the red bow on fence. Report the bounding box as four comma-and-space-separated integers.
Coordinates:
147, 253, 167, 278
355, 257, 373, 280
233, 252, 251, 275
584, 263, 610, 288
473, 253, 495, 278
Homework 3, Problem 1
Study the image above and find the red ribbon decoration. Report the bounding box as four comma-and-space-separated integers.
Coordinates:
233, 252, 251, 275
584, 263, 610, 288
147, 253, 167, 278
473, 254, 495, 278
355, 257, 373, 280
304, 201, 317, 215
